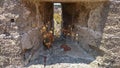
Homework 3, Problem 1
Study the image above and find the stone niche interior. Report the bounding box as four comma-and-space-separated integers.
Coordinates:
21, 0, 109, 65
62, 2, 109, 52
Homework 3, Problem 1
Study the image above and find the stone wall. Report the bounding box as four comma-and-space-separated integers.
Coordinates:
0, 0, 23, 67
62, 1, 109, 55
0, 0, 120, 68
0, 0, 54, 67
0, 0, 40, 67
99, 1, 120, 67
76, 1, 109, 52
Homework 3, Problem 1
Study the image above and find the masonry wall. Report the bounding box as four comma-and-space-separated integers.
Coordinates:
0, 0, 24, 67
0, 0, 120, 68
62, 2, 109, 54
100, 1, 120, 67
0, 0, 53, 67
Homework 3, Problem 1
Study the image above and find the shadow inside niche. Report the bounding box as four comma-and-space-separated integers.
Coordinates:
21, 1, 110, 67
24, 37, 104, 67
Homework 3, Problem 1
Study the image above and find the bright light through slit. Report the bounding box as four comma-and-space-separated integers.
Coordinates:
53, 3, 62, 38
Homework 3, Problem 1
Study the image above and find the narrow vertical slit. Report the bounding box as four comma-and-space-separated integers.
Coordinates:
53, 3, 62, 38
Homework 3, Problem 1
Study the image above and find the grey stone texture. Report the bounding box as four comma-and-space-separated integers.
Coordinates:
0, 0, 120, 68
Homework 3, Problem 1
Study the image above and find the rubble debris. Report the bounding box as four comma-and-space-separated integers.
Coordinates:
60, 44, 71, 51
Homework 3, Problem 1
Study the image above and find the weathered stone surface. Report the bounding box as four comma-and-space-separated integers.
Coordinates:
99, 1, 120, 67
0, 0, 120, 68
0, 0, 42, 67
21, 28, 40, 50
